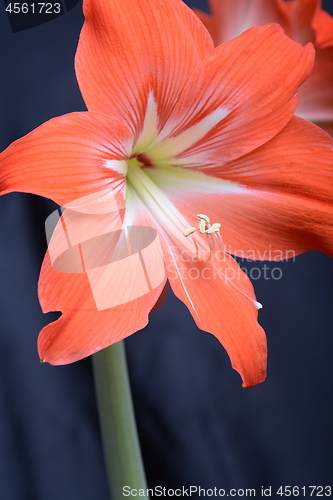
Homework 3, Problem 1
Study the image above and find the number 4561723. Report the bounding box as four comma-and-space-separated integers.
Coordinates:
276, 486, 331, 496
5, 3, 61, 14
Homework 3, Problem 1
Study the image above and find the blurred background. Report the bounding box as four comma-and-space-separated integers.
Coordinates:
0, 0, 332, 498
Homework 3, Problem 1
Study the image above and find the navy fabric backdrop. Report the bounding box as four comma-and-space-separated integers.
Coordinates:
0, 1, 332, 498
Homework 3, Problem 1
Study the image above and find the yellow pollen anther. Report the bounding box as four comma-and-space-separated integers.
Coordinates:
206, 223, 221, 234
198, 219, 207, 234
197, 213, 210, 224
183, 227, 196, 237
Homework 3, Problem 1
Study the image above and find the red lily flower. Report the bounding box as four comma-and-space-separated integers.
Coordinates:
1, 0, 333, 388
195, 0, 333, 136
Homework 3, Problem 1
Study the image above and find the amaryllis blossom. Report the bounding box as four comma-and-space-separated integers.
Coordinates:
195, 0, 333, 136
1, 0, 333, 388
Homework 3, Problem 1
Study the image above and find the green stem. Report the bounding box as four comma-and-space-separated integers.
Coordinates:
92, 341, 149, 500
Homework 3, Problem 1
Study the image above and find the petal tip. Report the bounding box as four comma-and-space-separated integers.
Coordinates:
241, 369, 267, 389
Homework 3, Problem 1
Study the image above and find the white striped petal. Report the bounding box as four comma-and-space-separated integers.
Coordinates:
147, 107, 229, 161
144, 163, 246, 195
131, 92, 159, 155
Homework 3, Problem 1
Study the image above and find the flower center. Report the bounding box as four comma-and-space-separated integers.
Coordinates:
126, 159, 211, 260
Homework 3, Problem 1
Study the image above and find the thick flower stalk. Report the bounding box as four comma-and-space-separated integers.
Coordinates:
194, 0, 333, 136
1, 0, 333, 389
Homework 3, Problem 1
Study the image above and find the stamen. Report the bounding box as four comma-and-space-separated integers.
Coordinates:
197, 213, 210, 224
183, 227, 196, 237
190, 233, 199, 260
196, 211, 263, 311
206, 233, 215, 260
198, 219, 207, 234
206, 223, 221, 234
214, 234, 224, 256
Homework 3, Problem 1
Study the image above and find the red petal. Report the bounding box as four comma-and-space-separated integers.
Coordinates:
168, 117, 333, 259
283, 0, 317, 45
192, 9, 220, 46
0, 112, 132, 210
194, 0, 290, 46
38, 204, 166, 364
296, 47, 333, 124
161, 235, 267, 388
194, 0, 333, 135
313, 6, 333, 48
283, 0, 333, 49
75, 0, 214, 135
158, 25, 314, 165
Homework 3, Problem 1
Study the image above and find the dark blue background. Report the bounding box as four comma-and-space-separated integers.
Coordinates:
0, 1, 332, 498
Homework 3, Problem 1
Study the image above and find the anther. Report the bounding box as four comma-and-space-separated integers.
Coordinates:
206, 223, 221, 234
198, 219, 207, 234
254, 301, 263, 310
183, 227, 196, 237
197, 213, 210, 224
